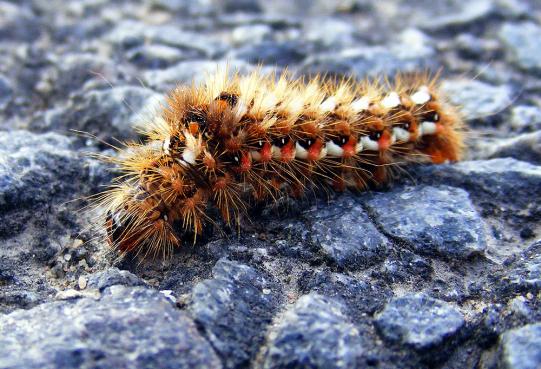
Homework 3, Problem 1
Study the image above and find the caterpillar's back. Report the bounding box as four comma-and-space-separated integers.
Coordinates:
97, 69, 464, 259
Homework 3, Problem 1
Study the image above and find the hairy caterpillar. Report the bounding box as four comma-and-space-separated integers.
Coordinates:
96, 69, 464, 259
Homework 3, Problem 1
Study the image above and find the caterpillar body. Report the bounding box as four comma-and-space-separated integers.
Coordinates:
98, 69, 464, 259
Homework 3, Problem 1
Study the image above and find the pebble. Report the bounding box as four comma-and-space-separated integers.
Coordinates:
375, 293, 465, 350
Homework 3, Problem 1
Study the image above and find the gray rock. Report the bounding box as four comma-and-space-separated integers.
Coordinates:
487, 131, 541, 165
231, 24, 272, 46
232, 40, 308, 66
127, 44, 186, 69
441, 79, 513, 120
190, 259, 281, 369
302, 44, 437, 79
375, 293, 465, 351
510, 106, 541, 131
146, 27, 226, 58
500, 323, 541, 369
50, 53, 114, 97
299, 270, 392, 316
507, 241, 541, 292
365, 185, 487, 259
303, 17, 359, 48
150, 0, 215, 15
0, 130, 75, 210
499, 22, 541, 73
39, 86, 162, 141
87, 268, 146, 291
0, 74, 13, 109
143, 60, 252, 91
261, 0, 366, 15
261, 293, 363, 369
0, 286, 221, 369
416, 0, 494, 31
415, 159, 541, 207
0, 2, 41, 42
306, 196, 389, 268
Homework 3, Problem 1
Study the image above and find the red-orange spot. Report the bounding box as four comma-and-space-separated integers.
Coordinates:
341, 136, 357, 158
378, 130, 392, 151
307, 139, 323, 161
239, 151, 252, 172
280, 140, 296, 162
260, 142, 272, 162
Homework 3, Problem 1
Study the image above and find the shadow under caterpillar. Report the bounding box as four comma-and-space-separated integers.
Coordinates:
94, 68, 465, 259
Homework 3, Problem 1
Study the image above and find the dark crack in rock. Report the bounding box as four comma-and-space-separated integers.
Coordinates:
375, 293, 465, 351
260, 293, 364, 369
299, 270, 393, 317
189, 258, 281, 369
0, 286, 222, 369
365, 185, 487, 259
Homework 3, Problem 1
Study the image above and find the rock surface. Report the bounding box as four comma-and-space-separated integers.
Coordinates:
1, 1, 541, 369
375, 294, 465, 351
261, 293, 364, 369
0, 286, 221, 369
365, 185, 487, 259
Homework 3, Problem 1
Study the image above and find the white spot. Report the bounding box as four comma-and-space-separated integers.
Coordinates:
182, 148, 197, 164
160, 290, 176, 303
318, 144, 328, 159
420, 121, 437, 135
361, 136, 379, 151
381, 92, 401, 109
393, 127, 410, 142
326, 140, 344, 157
295, 142, 309, 159
355, 140, 363, 153
350, 96, 370, 112
162, 136, 170, 155
411, 86, 431, 105
320, 96, 336, 112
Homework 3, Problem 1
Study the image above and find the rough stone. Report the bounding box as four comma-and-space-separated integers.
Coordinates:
87, 268, 146, 291
38, 86, 162, 142
299, 270, 392, 316
510, 105, 541, 131
487, 131, 541, 165
499, 22, 541, 73
0, 286, 222, 369
499, 323, 541, 369
232, 40, 308, 66
375, 293, 465, 351
365, 185, 487, 259
306, 196, 389, 269
441, 79, 513, 121
261, 293, 364, 369
127, 44, 186, 69
414, 158, 541, 208
189, 259, 281, 369
0, 74, 13, 110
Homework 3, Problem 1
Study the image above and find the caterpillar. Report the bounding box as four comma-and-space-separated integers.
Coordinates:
96, 68, 464, 259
